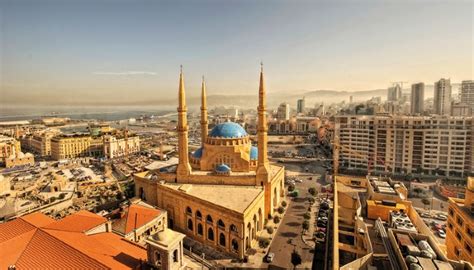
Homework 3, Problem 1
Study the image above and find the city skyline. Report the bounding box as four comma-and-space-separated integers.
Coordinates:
1, 0, 472, 105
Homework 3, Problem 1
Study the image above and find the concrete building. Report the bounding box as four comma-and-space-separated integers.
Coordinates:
22, 131, 57, 157
387, 84, 402, 102
50, 134, 93, 160
297, 96, 305, 114
103, 132, 140, 159
134, 66, 285, 259
5, 151, 34, 168
446, 177, 473, 263
434, 78, 452, 115
460, 80, 474, 114
0, 136, 21, 164
451, 102, 472, 116
276, 102, 290, 120
335, 115, 473, 180
0, 174, 10, 196
410, 82, 424, 114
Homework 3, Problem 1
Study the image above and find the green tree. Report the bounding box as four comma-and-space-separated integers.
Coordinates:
278, 206, 285, 214
308, 187, 317, 196
266, 226, 274, 235
273, 215, 281, 224
303, 212, 311, 220
288, 184, 296, 192
302, 220, 310, 231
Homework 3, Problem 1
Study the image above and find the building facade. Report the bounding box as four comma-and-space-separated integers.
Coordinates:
103, 133, 140, 159
410, 82, 424, 114
134, 67, 285, 259
276, 102, 290, 120
0, 136, 21, 164
446, 177, 473, 263
51, 134, 93, 160
460, 80, 474, 114
387, 84, 402, 102
297, 97, 305, 114
433, 78, 452, 115
335, 115, 473, 180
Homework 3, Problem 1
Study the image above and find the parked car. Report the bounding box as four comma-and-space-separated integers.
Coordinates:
438, 230, 446, 239
317, 221, 328, 227
294, 179, 303, 183
265, 252, 275, 263
434, 214, 447, 221
420, 212, 431, 218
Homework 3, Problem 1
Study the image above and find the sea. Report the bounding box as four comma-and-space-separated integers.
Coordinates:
0, 104, 176, 122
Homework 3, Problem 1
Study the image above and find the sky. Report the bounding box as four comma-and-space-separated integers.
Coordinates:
0, 0, 472, 105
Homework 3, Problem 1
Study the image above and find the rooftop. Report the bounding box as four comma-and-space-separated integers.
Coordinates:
113, 204, 163, 235
160, 182, 264, 214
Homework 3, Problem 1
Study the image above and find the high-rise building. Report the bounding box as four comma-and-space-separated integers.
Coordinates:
276, 102, 290, 120
410, 82, 424, 114
433, 78, 452, 115
460, 80, 474, 113
297, 97, 305, 114
387, 84, 402, 102
446, 177, 473, 263
335, 115, 473, 180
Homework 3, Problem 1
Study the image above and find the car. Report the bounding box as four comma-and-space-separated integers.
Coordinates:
315, 231, 326, 241
265, 252, 275, 263
438, 230, 446, 239
317, 221, 328, 227
434, 214, 447, 221
420, 212, 431, 218
294, 179, 303, 183
318, 216, 328, 222
318, 212, 328, 218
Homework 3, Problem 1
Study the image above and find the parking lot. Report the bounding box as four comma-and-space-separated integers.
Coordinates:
416, 208, 447, 244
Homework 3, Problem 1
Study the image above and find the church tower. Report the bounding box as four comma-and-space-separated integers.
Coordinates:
176, 66, 192, 179
200, 76, 208, 146
256, 64, 272, 216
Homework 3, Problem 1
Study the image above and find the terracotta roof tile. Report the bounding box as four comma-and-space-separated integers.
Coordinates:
20, 212, 55, 228
43, 210, 107, 233
124, 204, 162, 234
0, 218, 35, 243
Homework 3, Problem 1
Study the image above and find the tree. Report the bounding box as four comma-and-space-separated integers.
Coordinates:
421, 198, 431, 209
308, 187, 317, 196
281, 201, 287, 207
291, 249, 302, 270
288, 184, 296, 192
278, 206, 285, 214
303, 212, 311, 220
259, 237, 270, 248
273, 215, 281, 224
266, 226, 274, 235
302, 220, 310, 231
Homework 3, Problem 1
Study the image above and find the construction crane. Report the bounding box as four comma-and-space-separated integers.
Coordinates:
332, 136, 388, 176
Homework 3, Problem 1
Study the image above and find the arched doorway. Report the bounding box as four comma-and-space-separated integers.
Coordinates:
139, 187, 146, 201
231, 239, 239, 253
187, 219, 193, 232
219, 233, 226, 247
207, 228, 214, 241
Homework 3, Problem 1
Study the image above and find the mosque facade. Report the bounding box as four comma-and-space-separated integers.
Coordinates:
134, 66, 285, 259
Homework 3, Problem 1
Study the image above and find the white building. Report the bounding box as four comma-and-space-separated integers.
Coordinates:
276, 102, 290, 120
103, 134, 140, 159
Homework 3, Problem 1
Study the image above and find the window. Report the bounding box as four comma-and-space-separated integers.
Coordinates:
196, 210, 202, 220
219, 233, 226, 246
187, 219, 193, 231
154, 251, 161, 266
218, 219, 225, 229
208, 228, 214, 241
448, 223, 453, 230
466, 244, 472, 254
186, 207, 192, 215
467, 227, 473, 238
456, 231, 462, 241
206, 215, 213, 224
231, 239, 239, 252
197, 224, 203, 236
230, 224, 238, 234
173, 249, 178, 262
457, 216, 464, 226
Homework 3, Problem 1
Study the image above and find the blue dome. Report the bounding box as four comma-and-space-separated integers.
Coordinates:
209, 122, 248, 138
215, 164, 231, 172
192, 147, 203, 158
250, 146, 258, 160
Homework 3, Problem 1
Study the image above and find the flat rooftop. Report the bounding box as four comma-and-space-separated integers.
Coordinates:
160, 182, 264, 214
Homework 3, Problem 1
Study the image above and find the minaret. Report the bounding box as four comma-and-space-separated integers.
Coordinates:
176, 66, 192, 179
256, 63, 272, 216
200, 76, 208, 146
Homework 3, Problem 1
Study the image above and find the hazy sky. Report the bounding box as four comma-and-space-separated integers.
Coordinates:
0, 0, 472, 104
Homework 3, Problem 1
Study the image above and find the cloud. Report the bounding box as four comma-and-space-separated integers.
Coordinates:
93, 71, 157, 76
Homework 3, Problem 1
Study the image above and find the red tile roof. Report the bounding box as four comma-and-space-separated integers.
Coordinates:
0, 211, 147, 269
43, 210, 107, 233
113, 204, 162, 235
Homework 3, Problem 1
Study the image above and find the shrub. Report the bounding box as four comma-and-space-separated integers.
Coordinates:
308, 187, 317, 196
303, 212, 311, 220
278, 206, 285, 214
259, 237, 270, 248
291, 190, 299, 198
288, 184, 296, 192
307, 197, 315, 205
268, 213, 273, 220
281, 201, 287, 207
273, 215, 281, 224
266, 226, 274, 234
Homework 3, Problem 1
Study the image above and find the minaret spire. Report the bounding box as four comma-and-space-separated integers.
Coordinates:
176, 66, 191, 179
256, 63, 272, 217
200, 76, 208, 146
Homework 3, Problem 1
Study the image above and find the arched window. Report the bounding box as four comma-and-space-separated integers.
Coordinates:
206, 215, 213, 224
173, 249, 178, 262
219, 233, 226, 246
230, 224, 238, 233
187, 219, 193, 231
196, 210, 202, 220
197, 223, 203, 236
218, 219, 225, 229
186, 207, 192, 215
208, 228, 214, 241
231, 239, 239, 252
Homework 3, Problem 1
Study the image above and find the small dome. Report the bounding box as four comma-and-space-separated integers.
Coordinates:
215, 164, 231, 173
192, 147, 203, 158
155, 228, 173, 242
250, 146, 258, 160
209, 122, 248, 138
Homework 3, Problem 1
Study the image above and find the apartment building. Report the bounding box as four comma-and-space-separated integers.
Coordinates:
51, 134, 94, 160
335, 115, 473, 179
461, 80, 474, 114
103, 133, 140, 159
446, 177, 473, 263
433, 78, 452, 115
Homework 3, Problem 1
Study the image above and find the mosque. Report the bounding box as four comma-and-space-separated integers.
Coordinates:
134, 66, 285, 259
